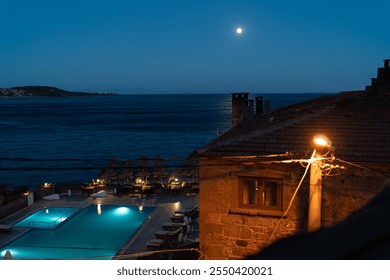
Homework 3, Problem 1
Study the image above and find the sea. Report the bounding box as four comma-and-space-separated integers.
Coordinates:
0, 93, 329, 189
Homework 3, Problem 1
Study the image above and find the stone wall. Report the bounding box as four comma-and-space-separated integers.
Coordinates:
199, 159, 386, 260
0, 196, 28, 220
321, 167, 386, 228
199, 159, 310, 259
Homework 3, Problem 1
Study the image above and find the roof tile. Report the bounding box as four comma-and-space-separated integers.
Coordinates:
199, 91, 390, 164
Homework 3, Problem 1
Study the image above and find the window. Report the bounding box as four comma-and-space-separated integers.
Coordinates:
239, 177, 282, 212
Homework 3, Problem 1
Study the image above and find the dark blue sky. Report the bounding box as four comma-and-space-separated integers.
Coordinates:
1, 0, 389, 94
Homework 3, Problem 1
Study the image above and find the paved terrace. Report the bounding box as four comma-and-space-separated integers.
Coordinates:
0, 190, 199, 260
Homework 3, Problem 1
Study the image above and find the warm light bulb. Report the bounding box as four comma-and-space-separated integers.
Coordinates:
314, 138, 327, 146
313, 134, 332, 147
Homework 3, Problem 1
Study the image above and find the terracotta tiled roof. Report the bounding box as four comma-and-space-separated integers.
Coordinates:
198, 91, 390, 164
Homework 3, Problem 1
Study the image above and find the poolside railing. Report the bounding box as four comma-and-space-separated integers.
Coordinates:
28, 214, 68, 230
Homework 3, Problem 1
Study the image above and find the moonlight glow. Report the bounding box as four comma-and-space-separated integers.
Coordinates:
236, 27, 243, 34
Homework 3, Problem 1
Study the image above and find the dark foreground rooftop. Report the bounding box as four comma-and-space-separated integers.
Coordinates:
247, 182, 390, 260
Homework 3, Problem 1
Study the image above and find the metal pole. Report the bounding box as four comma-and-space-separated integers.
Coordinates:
308, 158, 322, 232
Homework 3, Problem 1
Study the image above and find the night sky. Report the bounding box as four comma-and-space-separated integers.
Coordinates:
1, 0, 389, 94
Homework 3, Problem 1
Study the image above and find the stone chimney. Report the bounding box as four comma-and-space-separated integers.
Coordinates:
255, 96, 264, 116
384, 59, 390, 69
367, 58, 390, 92
231, 92, 254, 127
243, 99, 254, 125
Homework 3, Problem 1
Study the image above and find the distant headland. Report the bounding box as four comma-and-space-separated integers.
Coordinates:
0, 86, 117, 98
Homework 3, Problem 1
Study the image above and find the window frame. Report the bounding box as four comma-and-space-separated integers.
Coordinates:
236, 176, 283, 215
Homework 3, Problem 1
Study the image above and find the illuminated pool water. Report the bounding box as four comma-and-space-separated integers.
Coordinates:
1, 204, 154, 260
14, 207, 79, 229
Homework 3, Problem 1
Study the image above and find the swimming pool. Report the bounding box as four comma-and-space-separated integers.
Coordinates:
14, 207, 79, 229
0, 204, 154, 260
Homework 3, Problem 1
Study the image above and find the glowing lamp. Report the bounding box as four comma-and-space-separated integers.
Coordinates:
313, 134, 332, 148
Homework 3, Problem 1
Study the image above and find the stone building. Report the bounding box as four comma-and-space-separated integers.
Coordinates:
366, 59, 390, 92
195, 64, 390, 259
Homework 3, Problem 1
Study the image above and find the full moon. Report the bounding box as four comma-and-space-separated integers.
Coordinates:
236, 27, 243, 34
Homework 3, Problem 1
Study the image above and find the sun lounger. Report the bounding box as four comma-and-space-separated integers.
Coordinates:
43, 194, 60, 200
90, 190, 107, 197
0, 224, 13, 233
174, 205, 198, 215
162, 222, 185, 231
146, 239, 166, 250
171, 205, 198, 223
170, 213, 185, 223
155, 226, 183, 240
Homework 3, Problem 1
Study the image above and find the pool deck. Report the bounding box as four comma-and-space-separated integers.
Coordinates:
0, 191, 199, 260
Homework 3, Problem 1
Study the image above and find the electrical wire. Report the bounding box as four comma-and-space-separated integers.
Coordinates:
335, 157, 387, 175
267, 149, 316, 246
335, 158, 371, 171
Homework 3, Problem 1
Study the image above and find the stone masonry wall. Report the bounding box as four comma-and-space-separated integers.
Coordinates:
199, 159, 387, 260
199, 159, 311, 259
321, 167, 386, 228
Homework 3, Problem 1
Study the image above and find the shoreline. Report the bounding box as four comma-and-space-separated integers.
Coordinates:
0, 86, 117, 98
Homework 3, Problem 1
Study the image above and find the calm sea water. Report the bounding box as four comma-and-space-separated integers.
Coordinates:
0, 93, 327, 188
